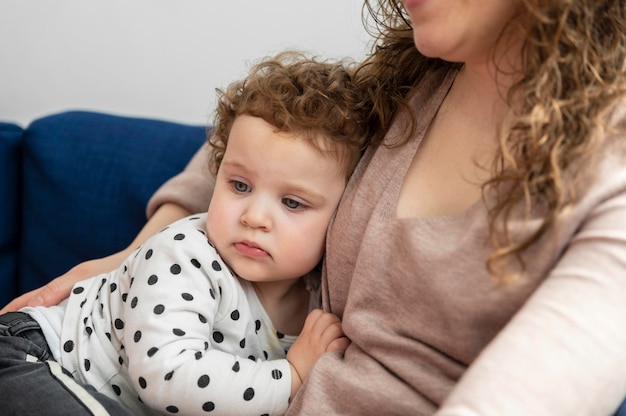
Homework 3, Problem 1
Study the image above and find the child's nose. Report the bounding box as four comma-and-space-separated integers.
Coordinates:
240, 199, 272, 231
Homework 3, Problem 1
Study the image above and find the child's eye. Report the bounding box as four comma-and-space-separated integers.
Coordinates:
231, 181, 251, 193
282, 198, 306, 210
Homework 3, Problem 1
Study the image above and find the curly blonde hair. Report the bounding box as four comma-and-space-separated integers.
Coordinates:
359, 0, 626, 281
209, 51, 374, 182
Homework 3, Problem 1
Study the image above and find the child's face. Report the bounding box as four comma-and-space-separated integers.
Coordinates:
206, 115, 347, 283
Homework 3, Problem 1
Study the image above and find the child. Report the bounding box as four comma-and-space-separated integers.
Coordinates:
0, 52, 370, 415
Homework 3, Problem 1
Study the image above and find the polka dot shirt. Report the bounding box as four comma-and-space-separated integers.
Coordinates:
59, 214, 294, 415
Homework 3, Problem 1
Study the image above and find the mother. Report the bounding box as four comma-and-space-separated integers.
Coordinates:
6, 0, 626, 414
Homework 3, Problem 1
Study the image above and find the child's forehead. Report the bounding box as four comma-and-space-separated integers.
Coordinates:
229, 114, 350, 176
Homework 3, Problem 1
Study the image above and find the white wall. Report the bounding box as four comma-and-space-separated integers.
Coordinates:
0, 1, 370, 127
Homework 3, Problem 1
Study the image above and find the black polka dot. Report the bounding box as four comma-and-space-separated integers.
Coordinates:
174, 233, 186, 241
119, 356, 124, 365
276, 331, 285, 339
148, 275, 158, 285
154, 304, 165, 315
248, 355, 256, 361
112, 384, 121, 396
232, 361, 240, 372
114, 319, 124, 330
122, 293, 128, 302
72, 287, 84, 295
131, 297, 138, 308
181, 293, 193, 301
145, 249, 153, 260
191, 259, 201, 268
202, 402, 215, 411
239, 338, 246, 348
271, 369, 283, 380
195, 351, 203, 360
139, 377, 147, 389
209, 289, 215, 299
147, 347, 158, 357
197, 375, 210, 388
263, 351, 268, 359
170, 264, 181, 275
85, 327, 93, 336
243, 388, 255, 401
110, 283, 117, 293
211, 261, 221, 271
134, 331, 142, 342
212, 332, 224, 343
63, 340, 74, 353
84, 359, 91, 371
230, 310, 240, 320
166, 405, 179, 413
198, 314, 207, 323
173, 328, 185, 336
165, 371, 174, 381
255, 320, 261, 333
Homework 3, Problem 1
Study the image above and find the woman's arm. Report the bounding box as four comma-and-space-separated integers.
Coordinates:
436, 191, 626, 415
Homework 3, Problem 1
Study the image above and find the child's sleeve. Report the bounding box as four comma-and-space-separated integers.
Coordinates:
122, 218, 291, 415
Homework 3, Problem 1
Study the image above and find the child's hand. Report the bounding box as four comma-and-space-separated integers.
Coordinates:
286, 309, 350, 397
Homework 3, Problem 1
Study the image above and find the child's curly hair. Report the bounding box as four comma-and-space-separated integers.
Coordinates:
208, 51, 373, 182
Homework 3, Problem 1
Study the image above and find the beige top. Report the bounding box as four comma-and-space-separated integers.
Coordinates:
149, 65, 626, 415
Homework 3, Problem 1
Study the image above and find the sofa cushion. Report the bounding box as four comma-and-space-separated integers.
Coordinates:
19, 111, 207, 295
0, 123, 23, 306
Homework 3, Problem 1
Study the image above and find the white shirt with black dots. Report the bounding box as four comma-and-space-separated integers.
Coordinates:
59, 214, 294, 416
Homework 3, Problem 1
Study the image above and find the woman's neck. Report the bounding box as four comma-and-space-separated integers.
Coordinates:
452, 63, 514, 129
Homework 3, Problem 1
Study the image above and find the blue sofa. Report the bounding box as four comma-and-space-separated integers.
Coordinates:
0, 110, 207, 307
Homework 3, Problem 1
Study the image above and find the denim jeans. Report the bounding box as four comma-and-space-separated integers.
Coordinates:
0, 311, 132, 416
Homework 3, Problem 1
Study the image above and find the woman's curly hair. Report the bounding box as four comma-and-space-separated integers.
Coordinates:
359, 0, 626, 281
209, 51, 374, 182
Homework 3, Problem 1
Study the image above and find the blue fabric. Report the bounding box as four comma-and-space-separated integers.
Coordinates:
0, 123, 23, 307
19, 111, 207, 295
